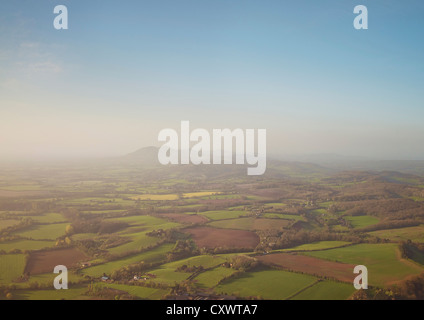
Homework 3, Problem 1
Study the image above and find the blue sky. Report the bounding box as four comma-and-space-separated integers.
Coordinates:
0, 0, 423, 159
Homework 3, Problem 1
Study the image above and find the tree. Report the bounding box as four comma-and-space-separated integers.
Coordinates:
65, 225, 74, 235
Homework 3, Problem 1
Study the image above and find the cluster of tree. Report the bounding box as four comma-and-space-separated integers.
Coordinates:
110, 261, 161, 281
395, 274, 424, 299
75, 238, 106, 257
358, 219, 420, 233
0, 218, 33, 237
0, 199, 56, 212
199, 246, 254, 255
0, 286, 14, 300
168, 280, 197, 296
222, 255, 260, 271
85, 282, 133, 300
146, 228, 188, 242
258, 229, 364, 251
69, 218, 128, 235
0, 248, 30, 255
176, 265, 204, 273
55, 236, 72, 247
399, 240, 424, 261
351, 275, 424, 300
166, 240, 198, 261
216, 271, 244, 286
336, 198, 424, 220
273, 206, 307, 216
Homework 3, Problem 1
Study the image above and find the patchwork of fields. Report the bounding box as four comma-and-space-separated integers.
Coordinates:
1, 163, 424, 300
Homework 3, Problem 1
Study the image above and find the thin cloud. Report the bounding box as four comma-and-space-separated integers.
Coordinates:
6, 41, 65, 77
26, 61, 63, 74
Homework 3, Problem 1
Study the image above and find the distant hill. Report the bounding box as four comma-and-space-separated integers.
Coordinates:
118, 146, 333, 180
124, 146, 160, 165
119, 147, 424, 179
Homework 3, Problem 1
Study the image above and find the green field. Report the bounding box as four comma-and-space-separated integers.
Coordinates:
369, 225, 424, 243
291, 281, 355, 300
0, 184, 42, 191
13, 272, 86, 288
147, 267, 191, 285
0, 219, 21, 230
13, 287, 87, 300
262, 213, 305, 221
130, 194, 179, 201
193, 266, 237, 288
14, 223, 68, 240
83, 243, 174, 277
71, 233, 98, 241
164, 255, 229, 270
107, 233, 163, 255
2, 156, 424, 300
275, 241, 351, 252
183, 192, 221, 198
264, 203, 287, 208
147, 255, 230, 285
99, 283, 168, 300
0, 239, 54, 252
111, 215, 180, 231
215, 269, 318, 300
208, 217, 290, 231
105, 215, 180, 254
82, 210, 126, 216
345, 215, 380, 228
200, 210, 249, 221
304, 243, 424, 286
0, 254, 26, 283
28, 213, 67, 224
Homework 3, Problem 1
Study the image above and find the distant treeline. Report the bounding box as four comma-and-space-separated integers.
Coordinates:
257, 229, 371, 251
335, 198, 424, 220
357, 220, 421, 233
0, 199, 56, 212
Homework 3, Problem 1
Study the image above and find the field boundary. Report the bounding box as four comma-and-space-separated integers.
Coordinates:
285, 279, 322, 300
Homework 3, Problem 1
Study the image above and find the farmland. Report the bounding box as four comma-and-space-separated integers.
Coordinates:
274, 241, 351, 252
215, 269, 318, 300
82, 243, 174, 277
345, 216, 380, 229
291, 281, 355, 300
258, 252, 355, 282
0, 254, 26, 284
369, 225, 424, 243
304, 244, 424, 286
208, 217, 291, 231
1, 156, 424, 300
13, 223, 68, 240
184, 227, 260, 250
25, 248, 89, 275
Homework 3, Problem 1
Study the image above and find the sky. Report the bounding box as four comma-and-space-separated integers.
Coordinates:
0, 0, 423, 160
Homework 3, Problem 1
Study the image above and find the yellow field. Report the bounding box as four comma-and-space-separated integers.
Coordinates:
129, 194, 179, 201
129, 191, 220, 201
183, 191, 221, 198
